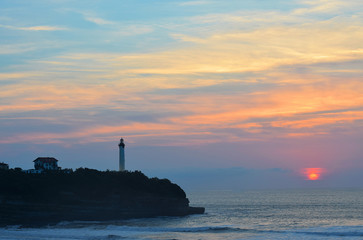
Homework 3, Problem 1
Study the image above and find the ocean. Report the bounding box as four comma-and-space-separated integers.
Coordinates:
1, 189, 362, 239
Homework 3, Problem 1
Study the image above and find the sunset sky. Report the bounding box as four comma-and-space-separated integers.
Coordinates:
1, 0, 362, 189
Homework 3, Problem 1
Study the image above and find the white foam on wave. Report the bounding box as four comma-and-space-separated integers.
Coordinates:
1, 224, 362, 240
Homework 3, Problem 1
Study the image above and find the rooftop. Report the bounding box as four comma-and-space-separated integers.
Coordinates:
33, 157, 58, 163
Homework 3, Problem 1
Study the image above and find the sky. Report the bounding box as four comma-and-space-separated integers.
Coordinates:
0, 0, 362, 190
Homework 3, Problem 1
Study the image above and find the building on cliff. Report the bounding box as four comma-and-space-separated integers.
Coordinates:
0, 162, 9, 170
25, 157, 61, 173
34, 157, 60, 171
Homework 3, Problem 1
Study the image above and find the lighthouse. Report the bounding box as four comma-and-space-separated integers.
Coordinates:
118, 138, 125, 171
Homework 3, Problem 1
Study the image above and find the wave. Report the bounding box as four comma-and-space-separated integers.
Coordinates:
103, 225, 363, 237
167, 226, 247, 233
293, 226, 363, 237
2, 223, 244, 233
2, 223, 363, 240
298, 231, 363, 237
51, 221, 249, 233
104, 225, 248, 233
10, 223, 363, 235
0, 225, 244, 240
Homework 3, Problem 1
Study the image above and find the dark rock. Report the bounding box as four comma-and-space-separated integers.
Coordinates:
0, 169, 204, 226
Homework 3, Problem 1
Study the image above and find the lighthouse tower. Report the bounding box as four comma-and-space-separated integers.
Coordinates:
118, 138, 125, 171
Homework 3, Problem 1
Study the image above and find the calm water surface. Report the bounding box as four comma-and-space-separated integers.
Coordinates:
1, 189, 362, 239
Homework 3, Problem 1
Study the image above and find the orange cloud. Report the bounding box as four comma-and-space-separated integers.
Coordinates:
2, 75, 361, 145
287, 132, 328, 138
0, 82, 122, 113
272, 112, 363, 129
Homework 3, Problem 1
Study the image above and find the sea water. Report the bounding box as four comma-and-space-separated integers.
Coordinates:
1, 189, 362, 239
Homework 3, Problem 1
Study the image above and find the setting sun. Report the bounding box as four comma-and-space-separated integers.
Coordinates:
308, 173, 319, 180
303, 168, 324, 181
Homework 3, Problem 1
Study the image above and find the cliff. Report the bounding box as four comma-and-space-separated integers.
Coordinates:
0, 168, 204, 226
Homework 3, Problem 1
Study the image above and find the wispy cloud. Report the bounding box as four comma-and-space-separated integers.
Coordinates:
0, 24, 67, 31
179, 1, 211, 6
0, 72, 40, 80
78, 10, 116, 25
84, 16, 115, 25
57, 11, 363, 76
0, 43, 39, 54
294, 0, 358, 15
1, 0, 362, 149
112, 25, 154, 36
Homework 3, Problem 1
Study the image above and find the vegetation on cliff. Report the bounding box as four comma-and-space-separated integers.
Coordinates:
0, 168, 186, 202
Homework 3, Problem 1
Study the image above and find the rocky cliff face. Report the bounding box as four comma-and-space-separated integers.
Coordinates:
0, 169, 204, 226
